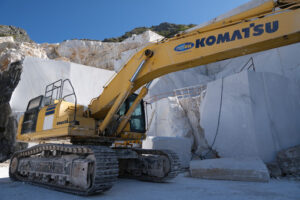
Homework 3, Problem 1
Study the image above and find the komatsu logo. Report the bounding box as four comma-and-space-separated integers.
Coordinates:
174, 42, 194, 51
174, 20, 278, 51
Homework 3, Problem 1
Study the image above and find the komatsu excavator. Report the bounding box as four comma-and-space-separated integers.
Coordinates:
9, 0, 300, 195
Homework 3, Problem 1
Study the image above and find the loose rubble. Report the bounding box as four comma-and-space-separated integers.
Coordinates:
266, 162, 282, 178
277, 145, 300, 177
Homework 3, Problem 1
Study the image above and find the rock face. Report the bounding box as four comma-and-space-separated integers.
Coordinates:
146, 95, 211, 159
1, 27, 164, 72
0, 37, 47, 68
103, 22, 195, 42
37, 30, 163, 71
0, 60, 22, 105
189, 157, 270, 182
0, 36, 47, 161
53, 30, 163, 71
0, 60, 24, 161
200, 71, 300, 162
0, 25, 32, 43
0, 36, 48, 107
277, 145, 300, 176
0, 103, 13, 162
148, 70, 300, 167
178, 96, 209, 156
0, 103, 27, 162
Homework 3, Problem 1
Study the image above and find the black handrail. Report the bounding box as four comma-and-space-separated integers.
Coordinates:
61, 79, 78, 124
44, 79, 78, 125
45, 79, 63, 102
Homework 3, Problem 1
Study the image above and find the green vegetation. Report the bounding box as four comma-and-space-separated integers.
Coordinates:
0, 25, 32, 43
103, 22, 196, 42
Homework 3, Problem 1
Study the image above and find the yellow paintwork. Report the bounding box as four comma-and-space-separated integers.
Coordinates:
116, 86, 148, 135
17, 100, 96, 142
88, 1, 300, 136
16, 99, 144, 143
17, 115, 24, 138
17, 1, 300, 144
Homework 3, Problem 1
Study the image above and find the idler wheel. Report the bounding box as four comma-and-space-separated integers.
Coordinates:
10, 157, 18, 174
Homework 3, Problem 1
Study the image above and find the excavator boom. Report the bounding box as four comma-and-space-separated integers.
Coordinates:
88, 0, 300, 135
10, 0, 300, 196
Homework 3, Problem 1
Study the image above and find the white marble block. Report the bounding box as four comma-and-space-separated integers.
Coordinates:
142, 136, 192, 169
190, 157, 270, 182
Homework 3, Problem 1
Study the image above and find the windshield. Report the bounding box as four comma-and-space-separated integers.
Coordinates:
27, 96, 43, 110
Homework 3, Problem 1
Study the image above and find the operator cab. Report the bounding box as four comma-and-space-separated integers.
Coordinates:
119, 94, 146, 133
21, 95, 52, 134
21, 79, 77, 134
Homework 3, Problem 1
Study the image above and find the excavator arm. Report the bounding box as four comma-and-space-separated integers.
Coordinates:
88, 0, 300, 134
11, 0, 300, 195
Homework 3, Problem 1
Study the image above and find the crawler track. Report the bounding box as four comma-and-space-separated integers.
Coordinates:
118, 148, 181, 182
134, 149, 181, 182
9, 144, 118, 195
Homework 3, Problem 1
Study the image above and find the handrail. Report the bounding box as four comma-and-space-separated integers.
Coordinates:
44, 79, 78, 124
44, 79, 63, 102
61, 79, 78, 124
145, 84, 206, 103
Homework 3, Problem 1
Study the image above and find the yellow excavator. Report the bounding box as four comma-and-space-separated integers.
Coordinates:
9, 0, 300, 195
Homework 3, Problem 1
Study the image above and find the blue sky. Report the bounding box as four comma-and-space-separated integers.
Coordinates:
0, 0, 249, 43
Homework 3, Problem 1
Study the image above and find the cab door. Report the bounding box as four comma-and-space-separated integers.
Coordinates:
118, 94, 146, 133
21, 95, 44, 134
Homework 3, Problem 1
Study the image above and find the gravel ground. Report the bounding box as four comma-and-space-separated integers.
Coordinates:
0, 165, 300, 200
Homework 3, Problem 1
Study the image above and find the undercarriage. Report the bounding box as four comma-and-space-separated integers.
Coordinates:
9, 143, 180, 195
